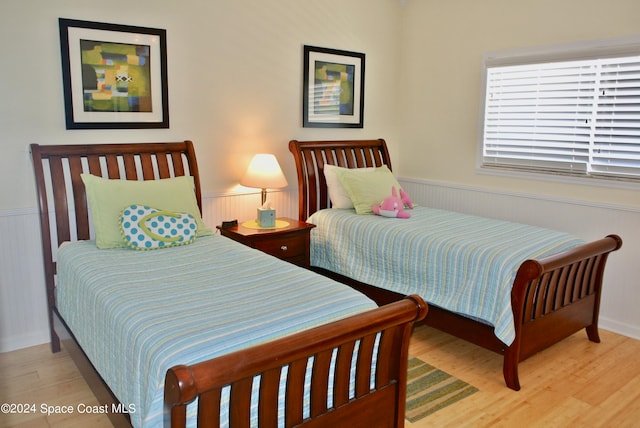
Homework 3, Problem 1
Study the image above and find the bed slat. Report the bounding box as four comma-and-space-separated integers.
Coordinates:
325, 149, 341, 167
49, 156, 71, 246
258, 368, 280, 428
584, 257, 596, 295
309, 349, 332, 417
140, 153, 155, 180
333, 342, 356, 407
355, 333, 376, 398
105, 154, 120, 178
197, 389, 220, 427
123, 154, 138, 180
229, 377, 253, 427
285, 358, 307, 426
302, 151, 320, 217
156, 153, 171, 179
543, 270, 560, 315
87, 155, 101, 176
68, 157, 90, 240
312, 149, 329, 209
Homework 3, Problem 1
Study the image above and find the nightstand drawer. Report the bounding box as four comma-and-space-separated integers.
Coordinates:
217, 218, 315, 268
253, 234, 306, 259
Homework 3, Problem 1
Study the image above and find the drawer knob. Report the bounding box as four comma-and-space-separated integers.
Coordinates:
280, 245, 288, 251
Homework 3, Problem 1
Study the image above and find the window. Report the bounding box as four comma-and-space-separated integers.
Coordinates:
481, 39, 640, 182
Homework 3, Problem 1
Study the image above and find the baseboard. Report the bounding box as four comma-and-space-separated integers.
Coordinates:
0, 330, 50, 353
600, 317, 640, 341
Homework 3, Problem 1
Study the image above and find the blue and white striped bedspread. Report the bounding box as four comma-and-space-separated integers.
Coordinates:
308, 206, 585, 346
56, 235, 376, 428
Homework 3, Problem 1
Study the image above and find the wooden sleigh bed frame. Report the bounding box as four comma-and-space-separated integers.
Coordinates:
31, 140, 427, 428
288, 138, 623, 391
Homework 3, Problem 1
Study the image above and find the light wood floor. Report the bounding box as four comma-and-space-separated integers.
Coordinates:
2, 325, 639, 427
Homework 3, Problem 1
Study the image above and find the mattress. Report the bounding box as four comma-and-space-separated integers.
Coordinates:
307, 206, 585, 346
56, 234, 377, 427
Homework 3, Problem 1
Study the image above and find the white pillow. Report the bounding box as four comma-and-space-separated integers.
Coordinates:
323, 164, 377, 209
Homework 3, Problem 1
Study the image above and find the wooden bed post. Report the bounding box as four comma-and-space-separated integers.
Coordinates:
30, 143, 61, 352
164, 365, 197, 428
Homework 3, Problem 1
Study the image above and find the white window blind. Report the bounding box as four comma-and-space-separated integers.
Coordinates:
482, 54, 640, 181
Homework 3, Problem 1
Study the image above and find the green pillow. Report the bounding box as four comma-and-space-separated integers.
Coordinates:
81, 174, 212, 249
323, 164, 377, 209
334, 165, 402, 214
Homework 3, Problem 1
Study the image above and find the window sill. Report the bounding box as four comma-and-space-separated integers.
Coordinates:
476, 165, 640, 191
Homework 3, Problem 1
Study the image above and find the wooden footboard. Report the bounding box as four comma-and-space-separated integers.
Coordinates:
165, 295, 427, 428
410, 234, 622, 391
505, 234, 623, 390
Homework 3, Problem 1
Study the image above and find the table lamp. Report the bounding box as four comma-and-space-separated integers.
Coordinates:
240, 154, 288, 227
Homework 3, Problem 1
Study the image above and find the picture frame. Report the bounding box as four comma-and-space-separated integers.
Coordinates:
59, 18, 169, 129
303, 45, 365, 128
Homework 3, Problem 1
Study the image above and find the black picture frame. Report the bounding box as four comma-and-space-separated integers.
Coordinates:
303, 45, 365, 128
59, 18, 169, 129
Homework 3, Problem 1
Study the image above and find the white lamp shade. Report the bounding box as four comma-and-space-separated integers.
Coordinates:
240, 154, 288, 190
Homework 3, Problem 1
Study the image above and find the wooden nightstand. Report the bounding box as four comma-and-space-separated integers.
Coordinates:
217, 217, 316, 268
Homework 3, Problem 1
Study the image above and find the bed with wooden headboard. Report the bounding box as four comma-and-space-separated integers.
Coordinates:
288, 138, 622, 391
30, 140, 427, 428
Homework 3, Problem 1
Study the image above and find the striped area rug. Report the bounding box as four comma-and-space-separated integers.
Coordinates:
405, 357, 478, 422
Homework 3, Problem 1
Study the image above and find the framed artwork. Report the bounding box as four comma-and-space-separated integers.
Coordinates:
303, 45, 365, 128
59, 18, 169, 129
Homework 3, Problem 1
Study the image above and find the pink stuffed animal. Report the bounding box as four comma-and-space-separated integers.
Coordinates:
372, 186, 413, 219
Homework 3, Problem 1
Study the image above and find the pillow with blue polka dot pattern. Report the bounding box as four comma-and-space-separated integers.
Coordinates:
120, 205, 197, 250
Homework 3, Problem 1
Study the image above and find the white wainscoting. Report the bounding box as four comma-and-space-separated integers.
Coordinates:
1, 182, 637, 353
200, 189, 298, 231
399, 177, 640, 340
0, 208, 50, 352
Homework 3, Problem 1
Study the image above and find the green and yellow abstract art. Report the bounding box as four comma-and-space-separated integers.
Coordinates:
80, 40, 152, 113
